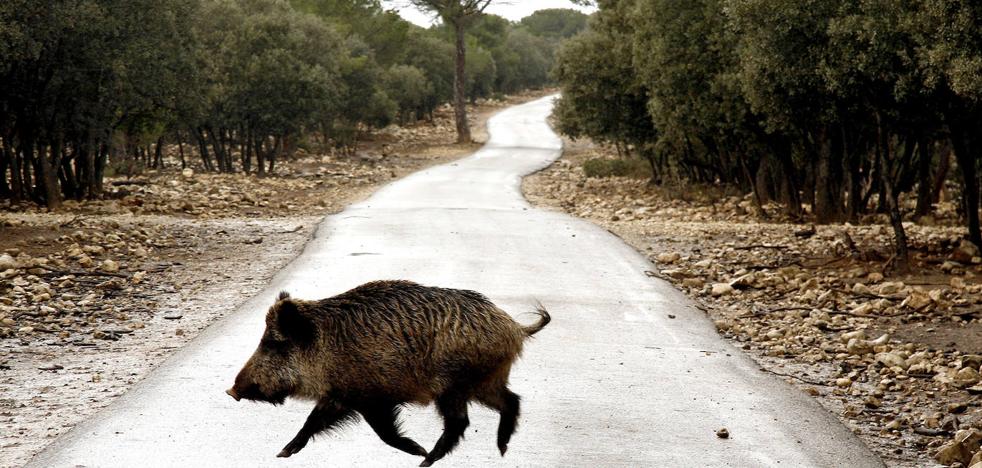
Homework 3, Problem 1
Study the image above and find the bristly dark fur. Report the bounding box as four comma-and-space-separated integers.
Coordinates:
229, 280, 550, 466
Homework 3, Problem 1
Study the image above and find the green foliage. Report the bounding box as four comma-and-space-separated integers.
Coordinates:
552, 2, 655, 148
519, 8, 589, 39
582, 157, 650, 179
555, 0, 982, 269
1, 0, 581, 205
384, 65, 432, 123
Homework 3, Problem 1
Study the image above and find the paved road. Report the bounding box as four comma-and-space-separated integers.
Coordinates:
29, 96, 882, 467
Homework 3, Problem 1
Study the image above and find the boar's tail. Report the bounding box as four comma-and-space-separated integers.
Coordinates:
522, 301, 551, 337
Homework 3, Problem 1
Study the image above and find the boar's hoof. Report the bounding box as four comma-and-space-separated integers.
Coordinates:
419, 460, 434, 467
277, 440, 306, 458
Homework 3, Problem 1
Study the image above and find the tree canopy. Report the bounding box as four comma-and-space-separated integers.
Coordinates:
1, 1, 585, 208
553, 0, 982, 271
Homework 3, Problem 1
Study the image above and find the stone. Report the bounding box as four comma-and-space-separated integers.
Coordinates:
849, 302, 874, 316
847, 338, 874, 355
876, 352, 909, 370
953, 239, 982, 263
711, 283, 734, 297
716, 428, 729, 439
840, 330, 866, 343
962, 355, 982, 370
656, 252, 681, 264
938, 430, 982, 466
877, 281, 905, 295
902, 290, 933, 310
131, 271, 146, 284
954, 367, 981, 388
682, 278, 704, 288
100, 259, 119, 273
852, 283, 875, 296
0, 253, 17, 270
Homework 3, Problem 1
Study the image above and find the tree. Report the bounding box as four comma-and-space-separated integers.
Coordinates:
385, 65, 431, 123
552, 0, 659, 180
519, 8, 589, 40
405, 0, 494, 143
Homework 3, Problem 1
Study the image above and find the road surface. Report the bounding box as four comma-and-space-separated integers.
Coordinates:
29, 96, 881, 467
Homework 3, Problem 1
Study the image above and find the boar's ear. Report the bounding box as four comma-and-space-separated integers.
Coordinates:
275, 300, 316, 346
278, 291, 291, 301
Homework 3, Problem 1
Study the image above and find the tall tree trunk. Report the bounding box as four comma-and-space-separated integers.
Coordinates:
242, 128, 252, 174
153, 136, 165, 169
9, 139, 23, 201
59, 147, 79, 200
83, 131, 97, 198
177, 133, 187, 170
951, 129, 981, 247
196, 128, 214, 172
38, 139, 62, 210
877, 123, 911, 272
452, 20, 472, 144
770, 136, 801, 218
255, 136, 266, 176
913, 138, 934, 219
0, 139, 10, 197
931, 142, 952, 204
814, 126, 843, 223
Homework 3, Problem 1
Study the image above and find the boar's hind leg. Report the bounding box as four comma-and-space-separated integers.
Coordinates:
477, 386, 521, 456
419, 392, 470, 467
277, 400, 356, 458
357, 403, 428, 457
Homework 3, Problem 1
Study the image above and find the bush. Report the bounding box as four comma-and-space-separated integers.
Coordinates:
582, 157, 651, 179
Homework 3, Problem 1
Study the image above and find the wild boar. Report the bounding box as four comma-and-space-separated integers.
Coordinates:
226, 280, 550, 466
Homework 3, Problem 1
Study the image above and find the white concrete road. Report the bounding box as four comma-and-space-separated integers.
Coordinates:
28, 96, 882, 467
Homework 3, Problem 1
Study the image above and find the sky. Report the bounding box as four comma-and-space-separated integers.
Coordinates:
383, 1, 597, 27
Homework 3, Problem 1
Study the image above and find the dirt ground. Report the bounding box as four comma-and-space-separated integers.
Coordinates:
0, 92, 547, 468
523, 137, 982, 468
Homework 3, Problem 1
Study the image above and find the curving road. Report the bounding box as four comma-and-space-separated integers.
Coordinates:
29, 96, 882, 467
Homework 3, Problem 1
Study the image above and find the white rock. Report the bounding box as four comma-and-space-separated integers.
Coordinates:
901, 290, 933, 310
847, 338, 873, 355
711, 283, 734, 297
840, 330, 866, 343
0, 253, 18, 270
877, 281, 905, 295
850, 302, 874, 316
852, 283, 874, 295
100, 259, 119, 273
875, 352, 909, 370
954, 367, 981, 388
656, 252, 681, 264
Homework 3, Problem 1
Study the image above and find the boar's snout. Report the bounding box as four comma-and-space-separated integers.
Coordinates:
226, 387, 241, 401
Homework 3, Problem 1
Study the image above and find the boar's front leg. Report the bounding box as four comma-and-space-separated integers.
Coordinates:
357, 402, 428, 457
278, 399, 356, 458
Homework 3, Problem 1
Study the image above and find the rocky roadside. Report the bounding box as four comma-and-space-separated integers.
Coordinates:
0, 92, 545, 468
523, 136, 982, 468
